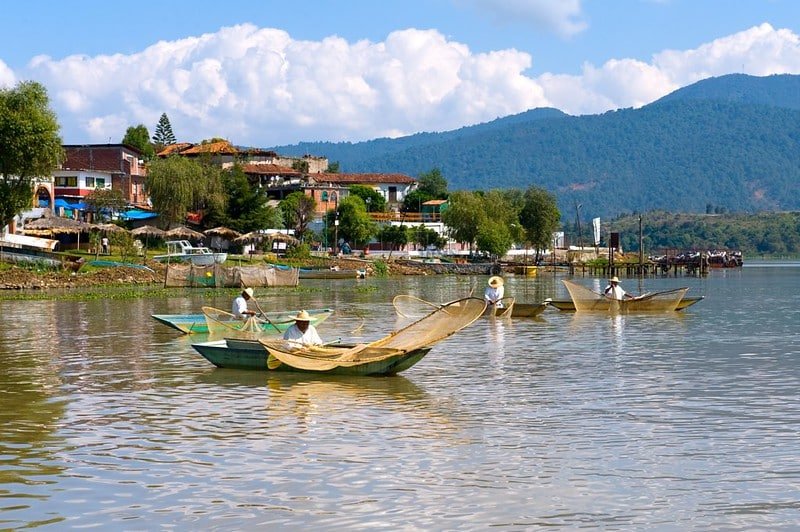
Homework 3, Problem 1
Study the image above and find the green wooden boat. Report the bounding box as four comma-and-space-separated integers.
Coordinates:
191, 338, 432, 376
152, 308, 333, 334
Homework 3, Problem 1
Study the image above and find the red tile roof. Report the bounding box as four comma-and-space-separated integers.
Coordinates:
180, 141, 238, 155
311, 172, 416, 185
241, 163, 301, 176
157, 143, 193, 156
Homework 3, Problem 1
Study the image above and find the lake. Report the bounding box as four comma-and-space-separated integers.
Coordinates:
1, 263, 799, 529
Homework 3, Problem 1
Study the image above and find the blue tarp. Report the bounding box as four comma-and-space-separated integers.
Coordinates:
54, 198, 87, 210
119, 209, 158, 220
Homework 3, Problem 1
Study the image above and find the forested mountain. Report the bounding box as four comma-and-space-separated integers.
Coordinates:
271, 74, 800, 219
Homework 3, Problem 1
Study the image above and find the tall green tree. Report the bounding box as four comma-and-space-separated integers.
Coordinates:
377, 225, 409, 251
519, 186, 561, 260
325, 195, 375, 250
0, 81, 63, 229
281, 191, 317, 242
441, 190, 486, 253
122, 124, 155, 160
348, 185, 386, 212
145, 156, 203, 229
417, 168, 448, 198
152, 112, 176, 150
84, 188, 127, 221
222, 164, 282, 233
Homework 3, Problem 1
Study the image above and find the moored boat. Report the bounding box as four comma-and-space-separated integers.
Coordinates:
562, 279, 691, 312
154, 240, 227, 266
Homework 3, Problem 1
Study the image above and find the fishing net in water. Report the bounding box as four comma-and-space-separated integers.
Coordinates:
202, 306, 283, 337
260, 297, 488, 370
562, 279, 689, 312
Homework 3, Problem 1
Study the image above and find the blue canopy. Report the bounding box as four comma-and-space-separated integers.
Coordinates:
120, 209, 158, 220
54, 198, 87, 210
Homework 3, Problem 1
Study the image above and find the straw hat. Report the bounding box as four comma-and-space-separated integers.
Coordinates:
292, 310, 311, 322
242, 287, 254, 297
488, 276, 504, 287
608, 276, 620, 283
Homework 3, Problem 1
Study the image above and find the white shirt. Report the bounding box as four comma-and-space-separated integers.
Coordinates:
232, 295, 249, 318
484, 285, 505, 308
283, 323, 323, 346
604, 284, 627, 300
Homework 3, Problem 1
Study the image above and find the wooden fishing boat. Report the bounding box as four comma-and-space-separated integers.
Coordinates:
192, 338, 432, 376
151, 307, 333, 334
484, 297, 515, 317
192, 297, 487, 375
510, 301, 549, 317
548, 296, 704, 312
562, 279, 691, 312
153, 240, 227, 266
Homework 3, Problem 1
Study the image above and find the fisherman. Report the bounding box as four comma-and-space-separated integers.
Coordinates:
484, 275, 505, 309
603, 276, 633, 300
232, 288, 257, 318
283, 310, 323, 346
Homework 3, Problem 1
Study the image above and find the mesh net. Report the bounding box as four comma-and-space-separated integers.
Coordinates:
562, 279, 689, 312
202, 306, 332, 337
260, 297, 487, 371
163, 264, 298, 288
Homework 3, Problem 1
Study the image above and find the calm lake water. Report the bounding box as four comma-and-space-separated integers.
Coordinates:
1, 263, 799, 529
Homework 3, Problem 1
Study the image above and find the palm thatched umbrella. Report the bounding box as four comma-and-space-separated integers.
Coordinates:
94, 223, 128, 234
130, 225, 166, 252
204, 226, 242, 239
131, 225, 166, 238
165, 225, 204, 241
24, 215, 96, 250
204, 226, 241, 252
234, 230, 299, 254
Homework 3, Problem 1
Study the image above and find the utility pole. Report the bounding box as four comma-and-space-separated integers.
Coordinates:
575, 201, 583, 250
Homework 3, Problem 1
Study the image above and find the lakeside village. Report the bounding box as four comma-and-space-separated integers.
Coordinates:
0, 140, 742, 284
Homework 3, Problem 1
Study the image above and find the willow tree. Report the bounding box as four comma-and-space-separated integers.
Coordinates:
0, 81, 63, 230
145, 156, 203, 229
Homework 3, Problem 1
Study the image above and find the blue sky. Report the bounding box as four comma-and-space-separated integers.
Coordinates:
2, 0, 799, 147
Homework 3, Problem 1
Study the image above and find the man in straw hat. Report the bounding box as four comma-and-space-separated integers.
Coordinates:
283, 310, 323, 346
604, 276, 633, 300
484, 275, 506, 309
232, 288, 258, 319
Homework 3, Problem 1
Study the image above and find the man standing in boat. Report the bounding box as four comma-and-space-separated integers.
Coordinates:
604, 276, 633, 300
232, 288, 257, 319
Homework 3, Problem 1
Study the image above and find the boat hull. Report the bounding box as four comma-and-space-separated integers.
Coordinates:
152, 308, 333, 334
192, 339, 430, 375
510, 302, 548, 317
549, 296, 704, 312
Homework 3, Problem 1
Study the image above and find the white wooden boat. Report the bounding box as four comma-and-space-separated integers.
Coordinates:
153, 240, 227, 266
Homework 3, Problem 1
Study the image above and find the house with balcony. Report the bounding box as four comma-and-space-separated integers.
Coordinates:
54, 144, 148, 207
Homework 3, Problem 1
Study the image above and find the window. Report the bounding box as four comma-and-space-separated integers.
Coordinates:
321, 191, 329, 201
56, 176, 78, 187
85, 177, 106, 188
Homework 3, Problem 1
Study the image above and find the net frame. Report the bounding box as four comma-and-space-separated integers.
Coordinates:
562, 279, 689, 312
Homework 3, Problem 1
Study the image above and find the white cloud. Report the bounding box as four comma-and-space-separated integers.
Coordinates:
461, 0, 588, 37
13, 22, 800, 145
0, 59, 16, 88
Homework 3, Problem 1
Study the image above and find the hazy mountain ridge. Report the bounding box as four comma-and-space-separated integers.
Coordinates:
270, 74, 800, 219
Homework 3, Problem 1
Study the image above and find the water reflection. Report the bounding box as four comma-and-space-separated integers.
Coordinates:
2, 269, 800, 529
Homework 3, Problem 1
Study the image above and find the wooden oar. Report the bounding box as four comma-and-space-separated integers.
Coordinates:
249, 293, 282, 334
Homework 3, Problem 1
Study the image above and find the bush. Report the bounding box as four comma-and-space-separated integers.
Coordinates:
285, 243, 312, 259
372, 259, 388, 277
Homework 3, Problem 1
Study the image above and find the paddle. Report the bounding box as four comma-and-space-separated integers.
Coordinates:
248, 291, 282, 334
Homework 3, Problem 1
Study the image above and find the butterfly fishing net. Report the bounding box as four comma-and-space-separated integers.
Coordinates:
260, 297, 488, 371
562, 279, 689, 312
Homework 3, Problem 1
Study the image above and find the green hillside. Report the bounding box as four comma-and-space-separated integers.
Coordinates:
271, 74, 800, 220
